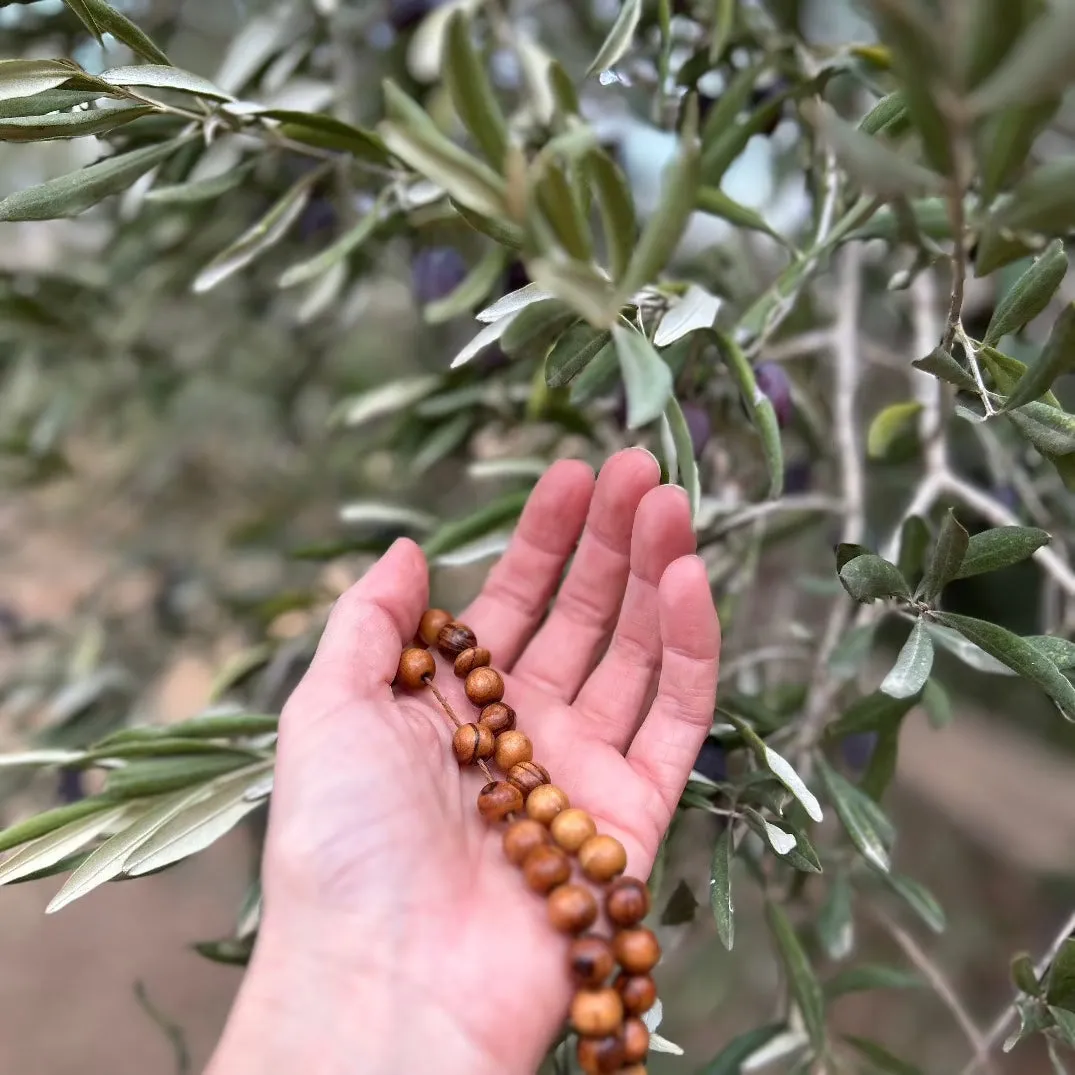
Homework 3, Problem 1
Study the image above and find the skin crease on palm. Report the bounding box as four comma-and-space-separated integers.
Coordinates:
207, 447, 721, 1075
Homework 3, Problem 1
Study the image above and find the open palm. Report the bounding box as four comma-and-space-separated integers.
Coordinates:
222, 449, 720, 1075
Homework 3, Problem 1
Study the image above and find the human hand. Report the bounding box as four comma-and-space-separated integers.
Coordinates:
208, 448, 720, 1075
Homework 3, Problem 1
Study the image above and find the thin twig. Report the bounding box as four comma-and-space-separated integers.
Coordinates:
795, 246, 865, 755
705, 494, 844, 538
871, 908, 998, 1075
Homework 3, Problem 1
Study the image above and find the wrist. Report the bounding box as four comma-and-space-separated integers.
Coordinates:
207, 911, 529, 1075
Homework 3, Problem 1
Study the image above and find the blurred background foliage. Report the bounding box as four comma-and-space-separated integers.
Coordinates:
3, 0, 1075, 1072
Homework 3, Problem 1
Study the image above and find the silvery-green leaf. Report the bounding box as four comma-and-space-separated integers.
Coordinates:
477, 282, 555, 323
0, 88, 109, 119
925, 622, 1015, 675
0, 805, 130, 885
423, 489, 529, 558
333, 375, 440, 429
649, 1031, 684, 1056
984, 239, 1066, 347
818, 760, 891, 872
545, 325, 612, 387
879, 870, 946, 933
611, 325, 674, 429
970, 2, 1075, 116
65, 0, 171, 65
664, 395, 701, 521
527, 258, 619, 329
654, 284, 722, 347
0, 102, 152, 141
0, 749, 84, 769
867, 401, 922, 460
123, 765, 271, 876
193, 178, 311, 293
710, 825, 734, 950
449, 312, 520, 368
0, 59, 80, 104
642, 997, 664, 1032
839, 554, 912, 603
338, 501, 437, 530
933, 611, 1075, 720
912, 347, 977, 392
699, 1023, 784, 1075
587, 0, 643, 76
279, 191, 391, 289
858, 90, 908, 136
817, 869, 854, 961
588, 148, 636, 282
765, 901, 826, 1050
763, 746, 823, 822
406, 0, 480, 82
1006, 401, 1075, 456
696, 184, 790, 246
955, 526, 1051, 579
467, 458, 548, 480
881, 620, 934, 700
443, 9, 508, 166
47, 788, 210, 912
1002, 302, 1075, 412
825, 964, 922, 998
100, 64, 233, 101
262, 110, 390, 163
431, 531, 513, 567
0, 139, 185, 222
1027, 635, 1075, 671
917, 509, 969, 601
145, 161, 255, 204
842, 1035, 924, 1075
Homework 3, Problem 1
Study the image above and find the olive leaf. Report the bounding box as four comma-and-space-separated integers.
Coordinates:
765, 901, 826, 1050
611, 325, 674, 429
100, 64, 233, 101
545, 325, 611, 388
916, 509, 969, 602
880, 620, 934, 700
954, 526, 1050, 579
818, 760, 892, 873
587, 0, 642, 76
0, 101, 152, 141
443, 10, 508, 167
1001, 302, 1075, 412
709, 825, 734, 950
983, 239, 1067, 347
839, 554, 912, 603
63, 0, 171, 65
0, 59, 82, 103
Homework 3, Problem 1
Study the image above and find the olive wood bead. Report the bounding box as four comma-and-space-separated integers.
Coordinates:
437, 621, 477, 659
494, 730, 532, 770
526, 784, 569, 825
578, 834, 627, 882
615, 972, 657, 1016
522, 844, 571, 894
568, 935, 616, 988
613, 928, 661, 975
622, 1017, 649, 1064
576, 1034, 625, 1074
477, 780, 523, 823
569, 987, 623, 1037
548, 883, 598, 934
465, 666, 504, 707
619, 1065, 647, 1075
503, 818, 551, 866
507, 761, 550, 797
454, 647, 491, 677
479, 702, 515, 734
452, 722, 494, 765
606, 876, 650, 927
418, 608, 452, 648
395, 647, 435, 690
550, 808, 597, 853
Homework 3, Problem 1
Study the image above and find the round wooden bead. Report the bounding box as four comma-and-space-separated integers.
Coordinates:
452, 722, 494, 765
507, 761, 550, 797
526, 784, 569, 825
477, 781, 523, 823
548, 883, 598, 934
437, 621, 477, 659
454, 647, 491, 677
550, 808, 597, 853
615, 972, 657, 1016
465, 666, 504, 707
394, 647, 435, 689
522, 844, 571, 894
494, 730, 532, 770
613, 928, 661, 975
418, 608, 452, 648
619, 1065, 647, 1075
606, 876, 650, 927
568, 934, 616, 988
479, 701, 515, 734
503, 818, 550, 866
578, 834, 627, 882
622, 1017, 649, 1064
576, 1034, 625, 1074
570, 987, 624, 1037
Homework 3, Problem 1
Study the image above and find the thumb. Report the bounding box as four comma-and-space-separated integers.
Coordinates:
307, 538, 429, 700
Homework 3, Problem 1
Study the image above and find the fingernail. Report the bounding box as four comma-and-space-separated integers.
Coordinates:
628, 445, 661, 468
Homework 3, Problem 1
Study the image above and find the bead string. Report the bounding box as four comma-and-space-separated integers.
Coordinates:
396, 608, 661, 1075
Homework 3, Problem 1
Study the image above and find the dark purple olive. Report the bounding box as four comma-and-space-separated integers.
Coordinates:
504, 259, 531, 294
473, 344, 511, 374
57, 768, 85, 805
750, 75, 791, 135
783, 460, 812, 494
387, 0, 448, 32
693, 739, 727, 783
612, 385, 628, 427
298, 197, 337, 241
754, 362, 794, 428
412, 246, 468, 305
680, 401, 712, 457
994, 484, 1019, 511
840, 731, 877, 772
